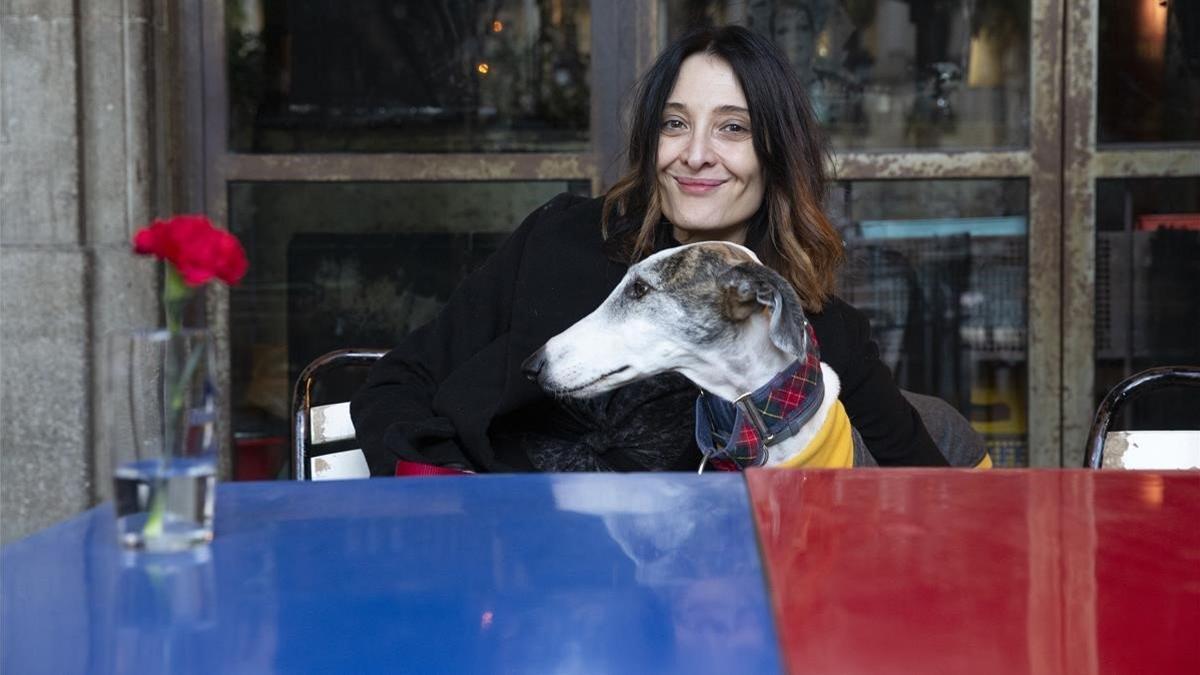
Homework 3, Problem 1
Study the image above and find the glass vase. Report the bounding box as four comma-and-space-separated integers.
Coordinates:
103, 328, 217, 550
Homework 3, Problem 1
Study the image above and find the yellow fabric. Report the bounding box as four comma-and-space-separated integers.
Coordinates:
772, 400, 996, 469
778, 400, 855, 468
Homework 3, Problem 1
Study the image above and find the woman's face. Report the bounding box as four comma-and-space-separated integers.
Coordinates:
656, 54, 765, 245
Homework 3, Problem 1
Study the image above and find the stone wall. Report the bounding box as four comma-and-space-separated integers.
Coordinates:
1, 0, 160, 543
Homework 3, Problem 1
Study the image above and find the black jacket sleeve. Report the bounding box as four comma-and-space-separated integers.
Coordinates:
350, 194, 577, 475
825, 298, 949, 466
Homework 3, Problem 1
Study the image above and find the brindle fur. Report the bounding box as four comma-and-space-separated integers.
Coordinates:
523, 241, 863, 468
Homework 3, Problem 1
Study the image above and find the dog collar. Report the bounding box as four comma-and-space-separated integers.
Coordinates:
694, 324, 824, 471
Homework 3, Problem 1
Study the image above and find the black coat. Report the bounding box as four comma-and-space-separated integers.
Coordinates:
351, 193, 947, 475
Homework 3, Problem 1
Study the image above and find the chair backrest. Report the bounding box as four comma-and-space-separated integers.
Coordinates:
1085, 366, 1200, 469
291, 348, 387, 480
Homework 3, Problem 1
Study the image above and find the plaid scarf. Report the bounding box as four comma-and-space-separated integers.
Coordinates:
694, 323, 824, 471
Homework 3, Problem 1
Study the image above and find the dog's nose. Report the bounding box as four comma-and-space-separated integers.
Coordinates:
521, 349, 547, 383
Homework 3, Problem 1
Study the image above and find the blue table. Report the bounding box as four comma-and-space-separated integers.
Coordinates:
2, 474, 781, 674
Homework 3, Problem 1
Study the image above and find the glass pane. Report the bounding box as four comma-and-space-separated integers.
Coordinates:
227, 180, 591, 479
1098, 1, 1200, 143
663, 0, 1030, 150
832, 179, 1030, 466
1094, 178, 1200, 430
227, 0, 591, 152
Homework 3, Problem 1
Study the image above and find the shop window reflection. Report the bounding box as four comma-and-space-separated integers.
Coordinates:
1098, 0, 1200, 143
832, 179, 1030, 465
1094, 177, 1200, 432
664, 0, 1030, 151
227, 0, 591, 153
226, 180, 590, 480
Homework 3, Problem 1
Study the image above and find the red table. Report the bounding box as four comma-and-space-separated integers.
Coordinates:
746, 469, 1200, 675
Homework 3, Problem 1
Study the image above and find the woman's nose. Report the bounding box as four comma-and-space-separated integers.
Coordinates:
682, 132, 715, 168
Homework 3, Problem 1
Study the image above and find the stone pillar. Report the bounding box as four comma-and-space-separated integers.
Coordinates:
0, 0, 159, 543
78, 0, 159, 505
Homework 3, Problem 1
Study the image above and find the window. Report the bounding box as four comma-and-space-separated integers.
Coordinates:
834, 179, 1029, 465
227, 0, 591, 153
665, 0, 1031, 150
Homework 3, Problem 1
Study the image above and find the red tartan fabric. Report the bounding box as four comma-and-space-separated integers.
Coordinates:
701, 324, 823, 470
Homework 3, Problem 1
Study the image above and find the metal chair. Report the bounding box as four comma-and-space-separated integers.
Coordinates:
291, 348, 387, 480
1085, 366, 1200, 469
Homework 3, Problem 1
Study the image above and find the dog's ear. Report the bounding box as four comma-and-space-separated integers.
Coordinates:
718, 263, 773, 322
718, 263, 809, 357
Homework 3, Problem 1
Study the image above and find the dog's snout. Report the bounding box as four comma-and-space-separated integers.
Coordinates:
521, 349, 547, 382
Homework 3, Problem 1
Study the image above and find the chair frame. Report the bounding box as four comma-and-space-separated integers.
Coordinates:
291, 348, 387, 479
1084, 365, 1200, 468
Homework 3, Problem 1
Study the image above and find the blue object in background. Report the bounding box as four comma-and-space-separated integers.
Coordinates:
858, 216, 1027, 239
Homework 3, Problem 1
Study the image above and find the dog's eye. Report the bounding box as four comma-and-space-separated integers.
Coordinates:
628, 279, 651, 300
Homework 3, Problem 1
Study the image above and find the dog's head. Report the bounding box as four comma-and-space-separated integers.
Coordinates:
523, 241, 812, 398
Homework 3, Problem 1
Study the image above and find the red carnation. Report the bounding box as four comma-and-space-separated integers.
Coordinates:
133, 215, 248, 287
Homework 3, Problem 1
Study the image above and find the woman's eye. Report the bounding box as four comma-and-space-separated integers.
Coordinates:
722, 122, 749, 134
662, 119, 686, 131
628, 279, 651, 299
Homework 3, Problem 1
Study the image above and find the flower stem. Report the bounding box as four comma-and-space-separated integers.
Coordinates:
163, 266, 189, 333
143, 480, 166, 540
143, 265, 194, 542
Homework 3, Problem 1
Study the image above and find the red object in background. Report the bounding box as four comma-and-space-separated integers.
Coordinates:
234, 435, 286, 480
1136, 213, 1200, 231
395, 460, 470, 476
746, 469, 1200, 675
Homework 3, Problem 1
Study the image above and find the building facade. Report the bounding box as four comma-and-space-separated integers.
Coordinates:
3, 0, 1197, 541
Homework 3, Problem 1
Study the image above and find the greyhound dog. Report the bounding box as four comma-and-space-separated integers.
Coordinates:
523, 241, 876, 471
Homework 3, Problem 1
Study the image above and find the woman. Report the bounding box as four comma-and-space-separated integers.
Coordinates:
351, 26, 950, 475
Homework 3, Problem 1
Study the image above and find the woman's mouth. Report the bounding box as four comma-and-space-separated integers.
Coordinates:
674, 176, 727, 194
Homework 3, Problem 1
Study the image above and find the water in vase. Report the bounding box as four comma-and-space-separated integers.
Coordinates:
114, 457, 215, 550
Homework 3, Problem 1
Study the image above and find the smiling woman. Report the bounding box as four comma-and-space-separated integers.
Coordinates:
602, 27, 842, 313
352, 26, 957, 476
656, 55, 765, 244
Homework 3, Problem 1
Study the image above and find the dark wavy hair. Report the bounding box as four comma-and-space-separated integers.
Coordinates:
602, 25, 842, 311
